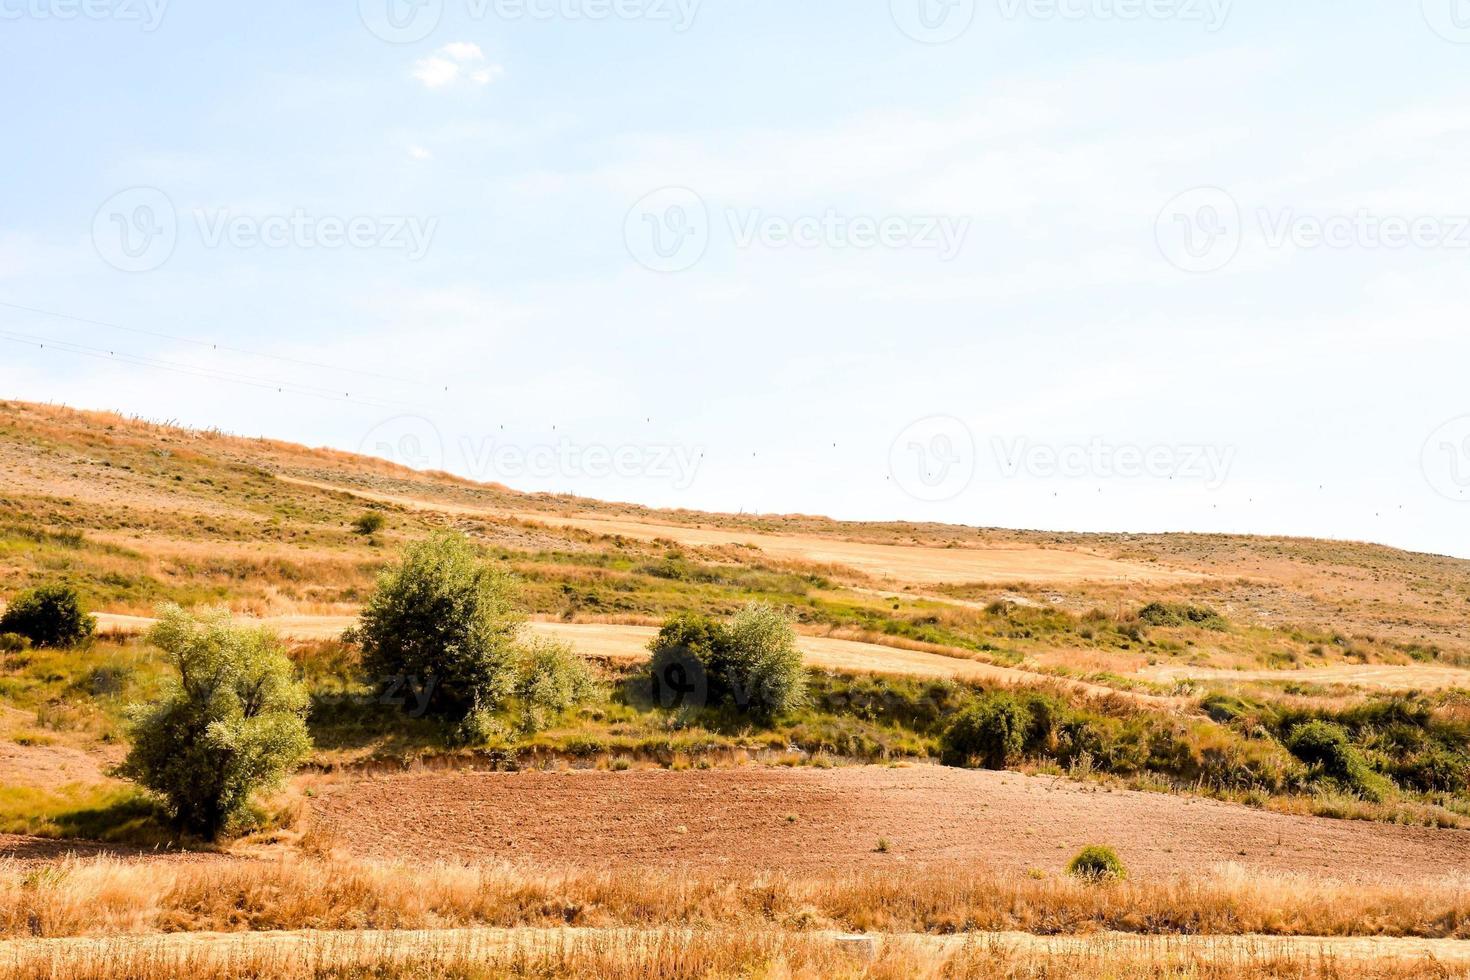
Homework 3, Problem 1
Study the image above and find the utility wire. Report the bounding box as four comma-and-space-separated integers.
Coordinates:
0, 300, 445, 391
0, 330, 427, 411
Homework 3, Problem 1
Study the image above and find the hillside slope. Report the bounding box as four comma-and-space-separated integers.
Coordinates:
3, 399, 1469, 675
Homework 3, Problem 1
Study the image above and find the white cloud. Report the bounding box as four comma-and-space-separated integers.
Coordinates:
441, 41, 484, 61
411, 56, 460, 89
408, 144, 433, 160
411, 42, 503, 90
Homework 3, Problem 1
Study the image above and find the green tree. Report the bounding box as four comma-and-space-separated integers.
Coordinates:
357, 532, 523, 719
645, 604, 807, 720
513, 637, 597, 733
0, 584, 96, 649
122, 606, 311, 839
646, 612, 725, 711
719, 603, 806, 718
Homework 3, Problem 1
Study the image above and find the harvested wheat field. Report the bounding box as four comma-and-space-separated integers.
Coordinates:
278, 477, 1204, 588
1143, 661, 1470, 691
5, 926, 1470, 980
308, 765, 1470, 885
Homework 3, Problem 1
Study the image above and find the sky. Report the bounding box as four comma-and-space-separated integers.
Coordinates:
3, 0, 1470, 558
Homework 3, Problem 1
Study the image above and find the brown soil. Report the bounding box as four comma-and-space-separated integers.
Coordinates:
309, 766, 1470, 885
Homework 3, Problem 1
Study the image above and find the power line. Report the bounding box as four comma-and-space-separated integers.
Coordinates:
0, 330, 427, 411
0, 300, 445, 391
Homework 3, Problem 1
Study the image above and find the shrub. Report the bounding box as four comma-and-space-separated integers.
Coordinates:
515, 638, 598, 733
1285, 720, 1391, 802
0, 585, 96, 649
1394, 748, 1470, 794
1285, 720, 1351, 769
1067, 845, 1126, 881
1137, 602, 1227, 631
351, 512, 386, 536
645, 605, 807, 720
647, 612, 725, 711
941, 692, 1027, 768
718, 603, 807, 719
1200, 692, 1262, 725
0, 633, 30, 654
121, 606, 311, 839
357, 533, 524, 720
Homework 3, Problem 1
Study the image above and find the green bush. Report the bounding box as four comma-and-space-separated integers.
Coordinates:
1285, 720, 1390, 802
357, 532, 524, 720
515, 637, 597, 733
0, 585, 96, 649
647, 612, 724, 710
1067, 845, 1126, 881
941, 692, 1027, 768
1394, 748, 1470, 794
121, 606, 311, 839
1199, 692, 1262, 725
645, 604, 806, 720
1137, 602, 1226, 631
351, 512, 386, 536
719, 603, 807, 718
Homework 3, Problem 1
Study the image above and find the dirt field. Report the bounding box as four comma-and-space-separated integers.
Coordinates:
308, 765, 1470, 885
280, 477, 1201, 587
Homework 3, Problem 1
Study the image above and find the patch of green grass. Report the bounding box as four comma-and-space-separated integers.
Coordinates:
0, 782, 171, 845
0, 637, 166, 740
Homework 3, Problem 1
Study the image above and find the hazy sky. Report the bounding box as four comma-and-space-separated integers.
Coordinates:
4, 1, 1470, 557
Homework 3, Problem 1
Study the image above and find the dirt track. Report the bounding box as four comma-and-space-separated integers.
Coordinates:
98, 611, 1470, 698
310, 765, 1470, 885
93, 615, 1156, 702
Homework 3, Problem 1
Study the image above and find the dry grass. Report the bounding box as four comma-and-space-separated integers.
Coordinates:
2, 927, 1467, 979
4, 855, 1470, 941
